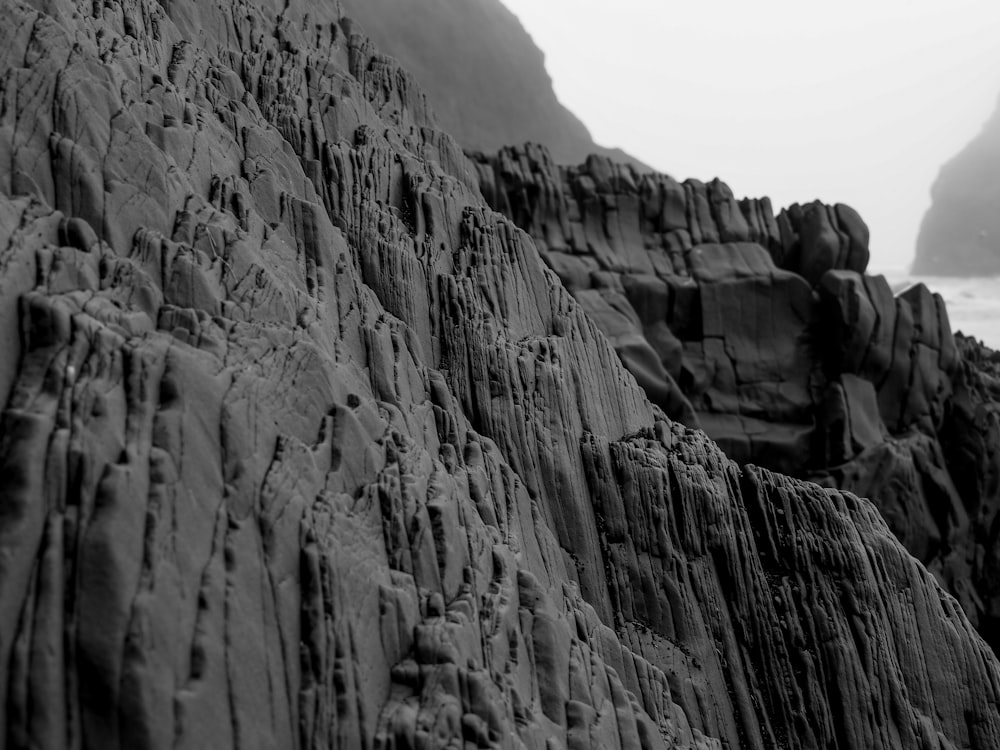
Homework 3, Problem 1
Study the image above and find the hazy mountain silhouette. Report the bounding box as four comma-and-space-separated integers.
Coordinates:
914, 96, 1000, 275
339, 0, 647, 169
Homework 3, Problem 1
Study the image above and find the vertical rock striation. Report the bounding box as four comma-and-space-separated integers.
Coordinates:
0, 2, 999, 749
472, 145, 1000, 651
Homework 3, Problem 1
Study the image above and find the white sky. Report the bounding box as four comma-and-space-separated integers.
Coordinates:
499, 0, 1000, 271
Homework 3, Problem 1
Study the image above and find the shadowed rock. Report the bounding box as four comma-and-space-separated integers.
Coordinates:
339, 0, 647, 170
1, 2, 1000, 749
472, 144, 1000, 653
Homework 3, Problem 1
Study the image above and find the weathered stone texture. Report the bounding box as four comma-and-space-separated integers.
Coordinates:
1, 2, 1000, 750
472, 144, 1000, 653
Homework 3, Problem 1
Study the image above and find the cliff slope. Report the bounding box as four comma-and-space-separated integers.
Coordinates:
473, 145, 1000, 651
1, 1, 999, 749
338, 0, 644, 169
914, 96, 1000, 274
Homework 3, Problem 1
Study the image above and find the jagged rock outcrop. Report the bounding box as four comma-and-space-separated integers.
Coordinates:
2, 2, 1000, 750
338, 0, 645, 169
913, 95, 1000, 274
472, 144, 1000, 650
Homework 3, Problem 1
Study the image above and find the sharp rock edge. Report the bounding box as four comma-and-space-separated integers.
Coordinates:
0, 2, 999, 750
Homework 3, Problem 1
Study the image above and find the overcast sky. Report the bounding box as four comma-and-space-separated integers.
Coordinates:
499, 0, 1000, 271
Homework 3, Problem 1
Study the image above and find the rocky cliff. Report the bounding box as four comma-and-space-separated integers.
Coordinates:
472, 145, 1000, 651
913, 96, 1000, 274
2, 2, 1000, 750
337, 0, 644, 169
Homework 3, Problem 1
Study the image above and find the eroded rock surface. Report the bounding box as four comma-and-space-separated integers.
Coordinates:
1, 2, 1000, 750
472, 144, 1000, 651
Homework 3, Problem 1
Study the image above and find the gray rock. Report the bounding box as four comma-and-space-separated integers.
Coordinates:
472, 143, 1000, 656
1, 2, 1000, 750
339, 0, 647, 170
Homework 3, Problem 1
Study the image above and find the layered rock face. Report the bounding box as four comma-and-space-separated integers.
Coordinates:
2, 2, 1000, 750
913, 96, 1000, 274
472, 145, 1000, 649
338, 0, 644, 169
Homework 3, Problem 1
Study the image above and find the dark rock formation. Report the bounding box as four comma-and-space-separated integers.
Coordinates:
913, 96, 1000, 274
2, 2, 1000, 750
338, 0, 645, 169
472, 145, 1000, 651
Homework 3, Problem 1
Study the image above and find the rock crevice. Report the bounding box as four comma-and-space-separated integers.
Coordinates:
0, 2, 999, 749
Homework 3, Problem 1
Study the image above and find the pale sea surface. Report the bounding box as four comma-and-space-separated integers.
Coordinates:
879, 271, 1000, 351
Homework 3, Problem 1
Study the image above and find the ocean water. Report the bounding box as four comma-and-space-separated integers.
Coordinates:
878, 272, 1000, 351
